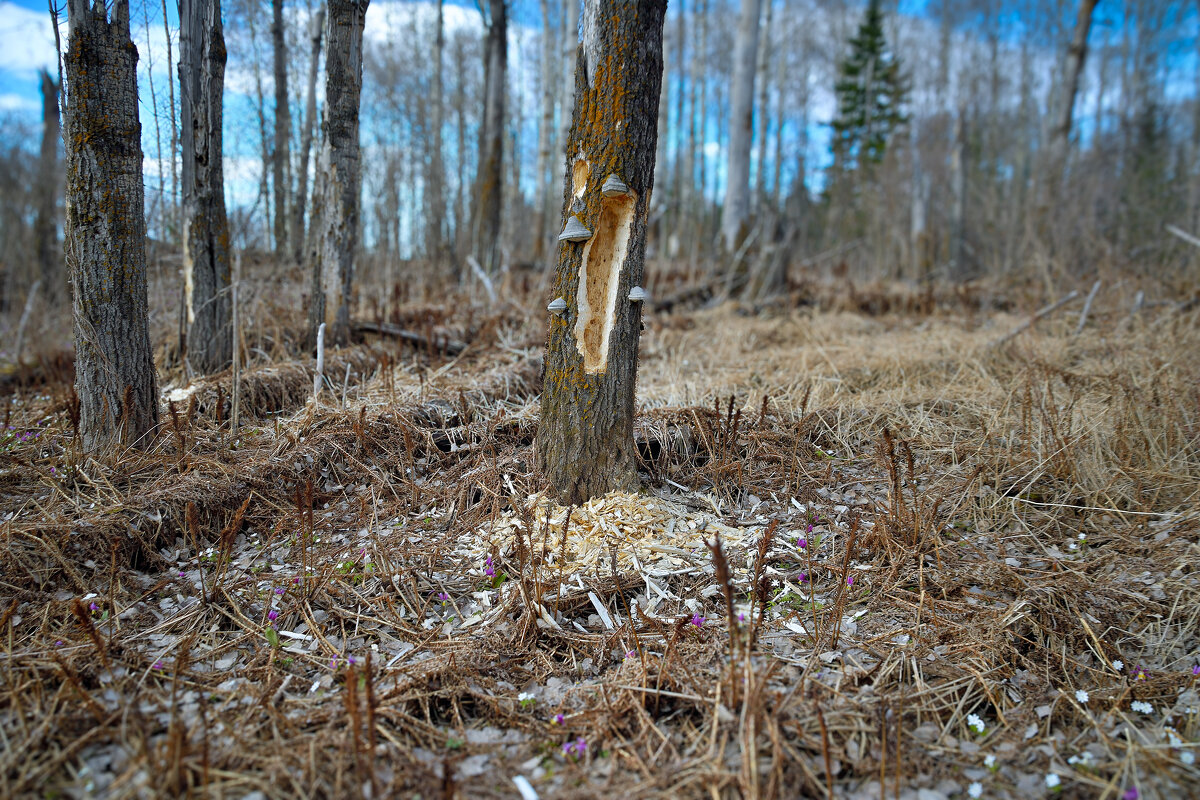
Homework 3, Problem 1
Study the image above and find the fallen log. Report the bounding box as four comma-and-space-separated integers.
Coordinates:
352, 321, 467, 356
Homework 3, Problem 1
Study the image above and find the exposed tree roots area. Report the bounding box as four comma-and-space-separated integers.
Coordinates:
1, 279, 1198, 799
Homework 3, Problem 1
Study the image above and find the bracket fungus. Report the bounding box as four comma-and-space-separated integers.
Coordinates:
601, 174, 630, 197
547, 297, 568, 314
558, 215, 592, 243
628, 286, 648, 303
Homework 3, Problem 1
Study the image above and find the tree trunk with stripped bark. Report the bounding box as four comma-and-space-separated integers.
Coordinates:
538, 0, 667, 504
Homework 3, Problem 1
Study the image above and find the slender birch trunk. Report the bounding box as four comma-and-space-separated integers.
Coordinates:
272, 0, 290, 254
721, 0, 760, 252
292, 4, 324, 263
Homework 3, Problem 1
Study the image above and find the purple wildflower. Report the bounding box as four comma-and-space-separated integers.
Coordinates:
179, 571, 187, 578
846, 575, 855, 586
797, 572, 809, 583
484, 555, 495, 579
268, 609, 278, 622
348, 656, 357, 665
88, 602, 99, 613
797, 538, 808, 549
1123, 788, 1139, 800
330, 656, 339, 669
691, 613, 705, 628
55, 640, 63, 647
275, 587, 285, 595
552, 713, 564, 725
152, 660, 164, 670
1193, 664, 1199, 676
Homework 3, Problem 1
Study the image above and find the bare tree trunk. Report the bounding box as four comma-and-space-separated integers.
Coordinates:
308, 0, 368, 346
558, 0, 580, 189
272, 0, 290, 254
64, 0, 159, 452
427, 0, 446, 262
472, 0, 507, 274
162, 0, 178, 239
180, 0, 232, 374
34, 69, 61, 303
248, 10, 272, 246
453, 34, 468, 264
721, 0, 760, 252
753, 0, 772, 206
534, 0, 556, 262
949, 106, 968, 280
538, 0, 667, 503
292, 4, 324, 263
1048, 0, 1099, 176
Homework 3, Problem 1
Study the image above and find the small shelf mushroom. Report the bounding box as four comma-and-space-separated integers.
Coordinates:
628, 286, 648, 303
547, 297, 568, 314
601, 174, 630, 197
558, 216, 592, 242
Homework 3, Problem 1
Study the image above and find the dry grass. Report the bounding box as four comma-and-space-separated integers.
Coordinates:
0, 268, 1197, 799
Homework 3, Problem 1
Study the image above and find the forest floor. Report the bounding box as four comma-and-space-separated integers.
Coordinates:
0, 265, 1197, 799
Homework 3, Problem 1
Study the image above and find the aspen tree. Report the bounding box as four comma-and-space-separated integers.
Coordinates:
64, 0, 159, 451
538, 0, 668, 504
180, 0, 233, 373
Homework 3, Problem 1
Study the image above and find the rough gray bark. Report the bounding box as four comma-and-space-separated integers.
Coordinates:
64, 0, 159, 452
34, 69, 61, 303
721, 0, 760, 252
180, 0, 232, 374
308, 0, 368, 346
427, 0, 446, 261
292, 4, 324, 264
1048, 0, 1098, 172
472, 0, 507, 274
272, 0, 290, 254
538, 0, 667, 504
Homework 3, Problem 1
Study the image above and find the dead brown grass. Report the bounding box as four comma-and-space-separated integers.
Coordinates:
0, 272, 1196, 799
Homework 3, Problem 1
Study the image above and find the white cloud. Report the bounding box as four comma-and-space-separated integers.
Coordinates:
0, 2, 59, 75
0, 92, 38, 112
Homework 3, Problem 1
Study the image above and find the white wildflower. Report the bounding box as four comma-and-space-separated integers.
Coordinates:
1111, 660, 1124, 672
967, 713, 986, 734
1075, 689, 1089, 704
968, 782, 983, 799
984, 754, 996, 769
1045, 773, 1061, 788
1131, 701, 1153, 714
1181, 750, 1195, 766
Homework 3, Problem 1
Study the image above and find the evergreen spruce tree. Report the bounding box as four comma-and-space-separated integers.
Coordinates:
827, 0, 906, 214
